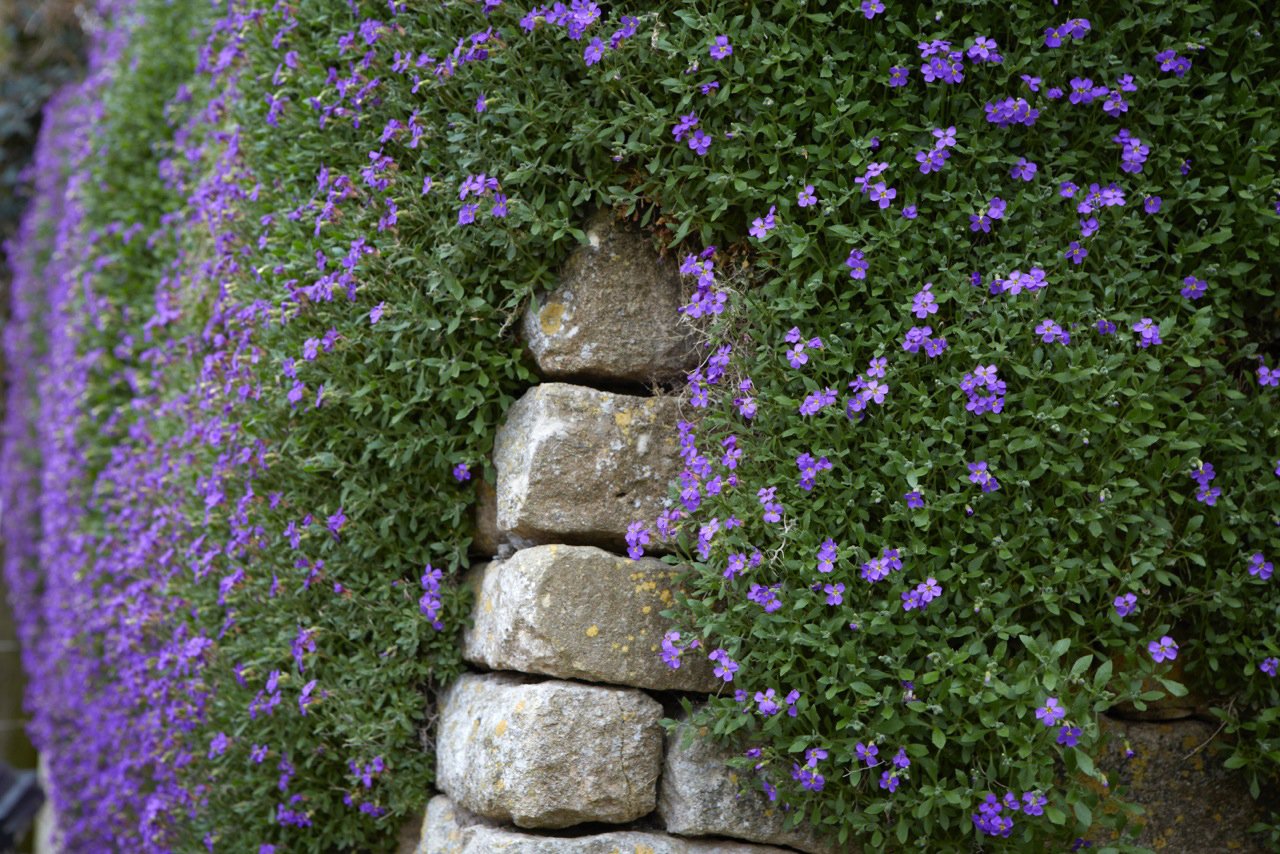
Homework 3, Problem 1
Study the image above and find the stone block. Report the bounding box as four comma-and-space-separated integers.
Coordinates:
419, 795, 796, 854
522, 211, 698, 385
658, 721, 841, 854
463, 545, 719, 692
1096, 716, 1279, 852
493, 383, 681, 550
435, 673, 664, 829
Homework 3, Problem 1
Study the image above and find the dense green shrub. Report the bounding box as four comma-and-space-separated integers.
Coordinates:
3, 0, 1277, 851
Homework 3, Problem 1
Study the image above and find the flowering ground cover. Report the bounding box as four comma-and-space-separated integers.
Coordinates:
2, 0, 1277, 851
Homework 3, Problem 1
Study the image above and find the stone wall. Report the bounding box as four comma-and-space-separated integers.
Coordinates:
413, 212, 1276, 854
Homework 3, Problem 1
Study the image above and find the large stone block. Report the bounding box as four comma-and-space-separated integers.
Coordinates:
419, 795, 795, 854
658, 721, 841, 854
463, 545, 719, 692
1096, 717, 1280, 852
493, 383, 681, 549
435, 673, 664, 829
522, 211, 698, 385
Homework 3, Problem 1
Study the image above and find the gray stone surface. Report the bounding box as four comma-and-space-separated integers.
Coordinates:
435, 673, 664, 829
419, 795, 796, 854
522, 211, 698, 385
1096, 717, 1280, 852
463, 545, 719, 692
658, 721, 841, 854
493, 383, 681, 550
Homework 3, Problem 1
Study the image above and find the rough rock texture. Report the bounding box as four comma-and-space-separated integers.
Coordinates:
493, 383, 681, 550
463, 545, 719, 692
435, 673, 664, 828
658, 721, 842, 854
419, 795, 795, 854
521, 211, 698, 385
1097, 716, 1280, 852
471, 475, 503, 558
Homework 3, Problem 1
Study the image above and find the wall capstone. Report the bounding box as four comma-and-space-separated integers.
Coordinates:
419, 795, 797, 854
658, 719, 842, 854
435, 673, 664, 829
493, 383, 681, 550
521, 210, 698, 386
463, 545, 719, 692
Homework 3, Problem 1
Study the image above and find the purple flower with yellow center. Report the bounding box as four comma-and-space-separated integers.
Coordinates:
869, 181, 896, 208
1065, 241, 1088, 265
1248, 553, 1274, 581
1057, 726, 1082, 747
748, 583, 782, 612
816, 538, 838, 573
904, 491, 924, 509
749, 205, 777, 239
860, 0, 884, 18
911, 282, 938, 318
671, 113, 698, 141
797, 184, 817, 207
1011, 157, 1037, 181
754, 688, 779, 715
1114, 592, 1137, 617
452, 462, 471, 482
688, 129, 712, 156
709, 34, 733, 60
1258, 363, 1279, 387
1148, 635, 1179, 663
1180, 275, 1207, 300
888, 66, 909, 87
708, 648, 739, 682
879, 771, 900, 792
1261, 658, 1278, 677
1035, 319, 1066, 344
845, 248, 869, 279
1036, 697, 1066, 726
583, 38, 605, 66
855, 741, 880, 767
967, 460, 999, 492
1132, 317, 1162, 348
1143, 195, 1162, 214
823, 583, 844, 605
625, 521, 651, 559
916, 148, 949, 174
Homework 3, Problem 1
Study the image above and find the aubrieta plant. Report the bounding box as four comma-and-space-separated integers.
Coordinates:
2, 0, 1278, 852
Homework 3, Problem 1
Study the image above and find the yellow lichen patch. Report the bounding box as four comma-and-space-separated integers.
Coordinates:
614, 409, 633, 431
538, 302, 565, 335
514, 700, 525, 713
635, 845, 656, 854
641, 605, 651, 614
586, 624, 600, 637
483, 595, 493, 613
658, 588, 673, 604
494, 720, 507, 737
620, 645, 629, 653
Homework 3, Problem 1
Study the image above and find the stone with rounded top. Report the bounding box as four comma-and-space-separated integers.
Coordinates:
493, 383, 681, 551
463, 544, 719, 692
435, 673, 664, 829
521, 210, 698, 385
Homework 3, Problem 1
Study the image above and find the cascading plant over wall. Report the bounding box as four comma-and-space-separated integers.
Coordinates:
2, 0, 1277, 851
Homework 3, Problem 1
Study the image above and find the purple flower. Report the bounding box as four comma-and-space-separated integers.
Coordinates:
749, 205, 778, 239
816, 538, 838, 573
458, 204, 477, 225
748, 583, 782, 612
1011, 157, 1037, 181
1261, 658, 1279, 677
369, 302, 385, 324
671, 113, 698, 141
1057, 726, 1082, 747
888, 66, 909, 87
1065, 241, 1088, 265
902, 204, 918, 219
860, 0, 885, 18
755, 688, 780, 716
1096, 319, 1117, 335
879, 770, 900, 792
1180, 275, 1207, 301
798, 387, 836, 416
797, 184, 817, 207
1258, 363, 1279, 387
911, 282, 938, 318
452, 462, 471, 482
968, 461, 999, 492
1131, 317, 1162, 348
855, 741, 880, 767
1148, 635, 1179, 663
904, 491, 924, 509
823, 583, 845, 606
688, 129, 712, 156
1114, 592, 1138, 617
208, 731, 230, 759
869, 181, 896, 208
708, 648, 739, 682
625, 521, 651, 559
1036, 697, 1066, 726
709, 35, 733, 60
1248, 553, 1274, 581
583, 38, 605, 66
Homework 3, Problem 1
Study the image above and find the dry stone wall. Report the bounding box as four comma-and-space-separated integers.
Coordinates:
415, 212, 1275, 854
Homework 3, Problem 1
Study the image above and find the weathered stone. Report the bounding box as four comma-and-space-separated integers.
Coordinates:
419, 795, 795, 854
1095, 716, 1280, 852
471, 475, 503, 558
463, 545, 719, 692
658, 721, 842, 854
493, 383, 681, 550
435, 673, 664, 829
522, 211, 698, 385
